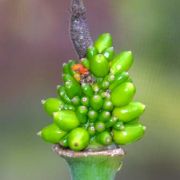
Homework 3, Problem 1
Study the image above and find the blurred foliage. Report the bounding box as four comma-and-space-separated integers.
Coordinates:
0, 0, 180, 179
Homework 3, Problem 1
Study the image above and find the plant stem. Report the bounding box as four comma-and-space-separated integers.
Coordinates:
53, 144, 125, 180
70, 0, 93, 58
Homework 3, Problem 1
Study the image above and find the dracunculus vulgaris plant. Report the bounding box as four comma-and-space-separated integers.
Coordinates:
38, 0, 146, 179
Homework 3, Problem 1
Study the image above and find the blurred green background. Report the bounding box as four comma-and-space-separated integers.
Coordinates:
0, 0, 180, 179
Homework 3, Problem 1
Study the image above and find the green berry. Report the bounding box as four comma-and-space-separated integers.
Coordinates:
40, 124, 67, 143
87, 125, 96, 136
98, 111, 111, 122
90, 54, 109, 77
88, 110, 98, 122
105, 116, 118, 128
111, 82, 136, 107
92, 83, 100, 93
95, 122, 106, 133
81, 58, 90, 69
81, 83, 94, 97
113, 121, 125, 131
42, 98, 64, 116
109, 72, 129, 90
57, 85, 71, 104
97, 131, 112, 145
112, 123, 146, 145
101, 80, 110, 90
87, 46, 98, 60
71, 96, 81, 106
103, 47, 115, 61
103, 100, 113, 111
53, 110, 79, 131
68, 128, 90, 151
90, 95, 104, 110
113, 102, 145, 122
94, 33, 113, 53
59, 136, 69, 147
110, 51, 133, 75
76, 106, 88, 124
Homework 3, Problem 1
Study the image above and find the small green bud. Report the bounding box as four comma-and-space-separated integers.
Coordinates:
71, 96, 81, 106
90, 95, 104, 110
81, 97, 90, 107
88, 110, 98, 122
103, 100, 113, 111
95, 122, 106, 133
97, 131, 112, 145
76, 106, 88, 124
98, 111, 111, 122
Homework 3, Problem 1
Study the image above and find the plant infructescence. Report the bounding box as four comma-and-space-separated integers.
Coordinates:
38, 33, 146, 151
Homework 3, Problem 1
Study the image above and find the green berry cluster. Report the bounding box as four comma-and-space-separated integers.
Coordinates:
38, 33, 146, 151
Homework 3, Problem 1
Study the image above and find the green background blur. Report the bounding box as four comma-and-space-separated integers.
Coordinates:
0, 0, 180, 179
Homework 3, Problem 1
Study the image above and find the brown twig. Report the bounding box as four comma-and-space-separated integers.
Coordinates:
70, 0, 93, 59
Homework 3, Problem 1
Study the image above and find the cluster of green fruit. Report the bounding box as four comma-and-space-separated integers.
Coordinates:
38, 33, 146, 151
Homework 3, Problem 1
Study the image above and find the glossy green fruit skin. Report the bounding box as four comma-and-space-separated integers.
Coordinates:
81, 58, 90, 69
103, 47, 115, 61
113, 102, 145, 122
53, 110, 80, 131
109, 72, 129, 90
113, 123, 145, 145
59, 136, 69, 147
103, 100, 113, 111
43, 98, 64, 116
63, 63, 71, 74
98, 111, 111, 122
94, 33, 113, 53
97, 131, 112, 145
111, 82, 136, 107
88, 110, 98, 122
68, 128, 90, 151
71, 96, 81, 106
104, 74, 115, 83
76, 106, 88, 124
90, 54, 109, 77
101, 80, 110, 90
68, 60, 76, 76
64, 74, 82, 98
95, 122, 106, 133
81, 83, 94, 97
41, 124, 67, 143
88, 125, 96, 136
90, 95, 104, 110
87, 46, 98, 60
110, 51, 133, 75
105, 116, 118, 128
57, 85, 71, 104
113, 121, 125, 131
92, 83, 100, 93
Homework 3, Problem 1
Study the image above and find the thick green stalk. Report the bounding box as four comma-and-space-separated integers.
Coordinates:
53, 144, 125, 180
